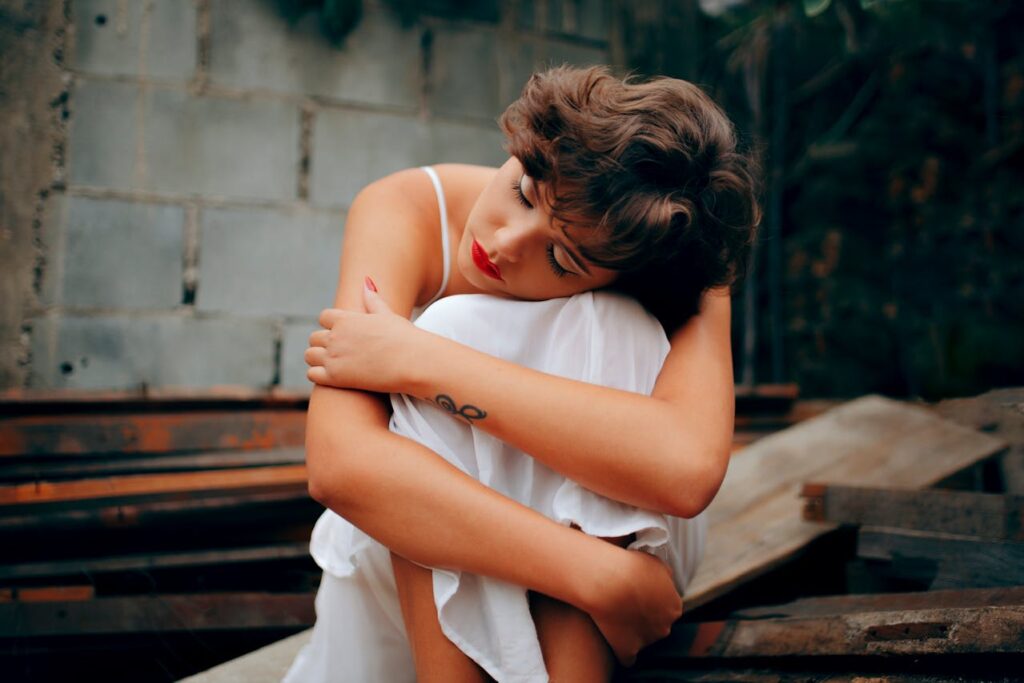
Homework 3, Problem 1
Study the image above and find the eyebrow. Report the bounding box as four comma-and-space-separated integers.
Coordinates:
529, 177, 594, 276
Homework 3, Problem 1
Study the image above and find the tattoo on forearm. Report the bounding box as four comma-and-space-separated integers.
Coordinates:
434, 394, 487, 422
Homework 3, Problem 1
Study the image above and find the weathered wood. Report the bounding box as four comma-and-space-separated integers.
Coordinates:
0, 542, 312, 581
733, 586, 1024, 620
0, 592, 315, 637
0, 387, 310, 411
932, 388, 1024, 494
857, 527, 1024, 589
686, 396, 1006, 608
801, 483, 1024, 541
653, 604, 1024, 659
0, 585, 95, 602
0, 464, 307, 506
0, 447, 306, 482
0, 410, 306, 457
0, 486, 315, 531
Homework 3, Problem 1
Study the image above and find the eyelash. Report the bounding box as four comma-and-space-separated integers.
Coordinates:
511, 179, 532, 208
546, 244, 570, 278
512, 177, 572, 278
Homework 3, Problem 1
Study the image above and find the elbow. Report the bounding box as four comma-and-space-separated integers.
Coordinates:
304, 430, 364, 513
658, 441, 731, 519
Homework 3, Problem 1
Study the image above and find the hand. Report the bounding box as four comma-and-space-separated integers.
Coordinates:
305, 277, 425, 394
589, 550, 683, 666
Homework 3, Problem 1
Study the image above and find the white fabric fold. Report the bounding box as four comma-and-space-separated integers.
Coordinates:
303, 292, 707, 683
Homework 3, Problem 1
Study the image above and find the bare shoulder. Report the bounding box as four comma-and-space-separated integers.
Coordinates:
335, 168, 444, 315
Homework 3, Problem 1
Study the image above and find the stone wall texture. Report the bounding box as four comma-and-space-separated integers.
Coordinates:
1, 0, 612, 392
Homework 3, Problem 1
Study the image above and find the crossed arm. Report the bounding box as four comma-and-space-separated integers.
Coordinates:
302, 174, 735, 658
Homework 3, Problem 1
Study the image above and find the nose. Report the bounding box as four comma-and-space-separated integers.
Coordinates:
492, 222, 536, 263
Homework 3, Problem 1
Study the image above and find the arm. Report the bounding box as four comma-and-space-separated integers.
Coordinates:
314, 287, 734, 519
403, 290, 735, 518
304, 172, 681, 661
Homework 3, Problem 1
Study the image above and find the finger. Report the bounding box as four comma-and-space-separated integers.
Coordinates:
362, 279, 393, 315
304, 346, 327, 367
308, 330, 329, 347
318, 308, 344, 329
307, 366, 330, 385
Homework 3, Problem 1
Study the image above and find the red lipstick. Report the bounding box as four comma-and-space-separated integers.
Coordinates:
471, 239, 503, 280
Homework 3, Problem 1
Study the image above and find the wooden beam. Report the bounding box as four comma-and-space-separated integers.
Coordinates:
857, 527, 1024, 589
0, 585, 95, 603
801, 483, 1024, 541
732, 586, 1024, 620
0, 465, 307, 507
651, 604, 1024, 659
0, 387, 310, 411
0, 410, 306, 457
0, 486, 316, 532
685, 396, 1006, 609
0, 592, 315, 637
0, 447, 306, 482
0, 542, 312, 581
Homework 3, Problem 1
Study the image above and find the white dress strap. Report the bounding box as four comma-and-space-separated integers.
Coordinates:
419, 166, 451, 307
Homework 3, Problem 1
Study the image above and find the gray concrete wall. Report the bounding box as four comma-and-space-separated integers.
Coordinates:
1, 0, 611, 393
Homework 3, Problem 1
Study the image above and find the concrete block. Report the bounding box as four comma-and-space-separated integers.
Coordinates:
545, 0, 608, 41
430, 120, 507, 166
516, 0, 538, 30
196, 207, 343, 318
68, 79, 138, 189
540, 39, 608, 69
280, 321, 316, 391
55, 197, 184, 309
429, 26, 501, 120
574, 0, 611, 42
141, 89, 300, 200
497, 37, 539, 110
208, 0, 420, 108
420, 0, 500, 23
73, 0, 197, 80
310, 108, 429, 207
29, 315, 276, 390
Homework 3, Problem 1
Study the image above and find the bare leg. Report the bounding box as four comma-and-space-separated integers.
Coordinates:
531, 592, 616, 683
391, 552, 492, 683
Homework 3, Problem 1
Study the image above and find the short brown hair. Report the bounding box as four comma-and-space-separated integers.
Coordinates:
500, 65, 762, 331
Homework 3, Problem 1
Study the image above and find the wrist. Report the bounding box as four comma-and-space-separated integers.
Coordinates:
570, 538, 633, 616
404, 328, 445, 399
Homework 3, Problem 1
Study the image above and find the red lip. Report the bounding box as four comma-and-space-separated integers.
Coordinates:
471, 239, 503, 280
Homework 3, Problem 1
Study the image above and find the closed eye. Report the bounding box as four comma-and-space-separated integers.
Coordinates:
511, 177, 533, 209
546, 244, 575, 278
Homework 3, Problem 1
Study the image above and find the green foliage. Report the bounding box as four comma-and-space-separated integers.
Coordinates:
690, 0, 1024, 398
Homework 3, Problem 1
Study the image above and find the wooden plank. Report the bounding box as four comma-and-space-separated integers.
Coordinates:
0, 410, 306, 457
733, 586, 1024, 620
652, 604, 1024, 659
932, 388, 1024, 494
0, 387, 310, 411
0, 592, 315, 637
0, 486, 315, 531
685, 396, 1006, 609
0, 542, 312, 581
801, 483, 1024, 541
0, 585, 95, 602
857, 527, 1024, 589
0, 447, 305, 482
0, 464, 307, 506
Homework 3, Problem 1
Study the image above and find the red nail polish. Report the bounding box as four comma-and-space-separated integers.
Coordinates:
364, 276, 378, 292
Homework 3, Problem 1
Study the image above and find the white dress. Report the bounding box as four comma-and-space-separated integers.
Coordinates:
284, 169, 707, 683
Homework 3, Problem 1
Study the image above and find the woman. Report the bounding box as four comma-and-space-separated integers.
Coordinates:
298, 66, 760, 680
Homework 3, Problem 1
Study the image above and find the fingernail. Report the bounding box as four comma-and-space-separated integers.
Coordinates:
364, 276, 378, 292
